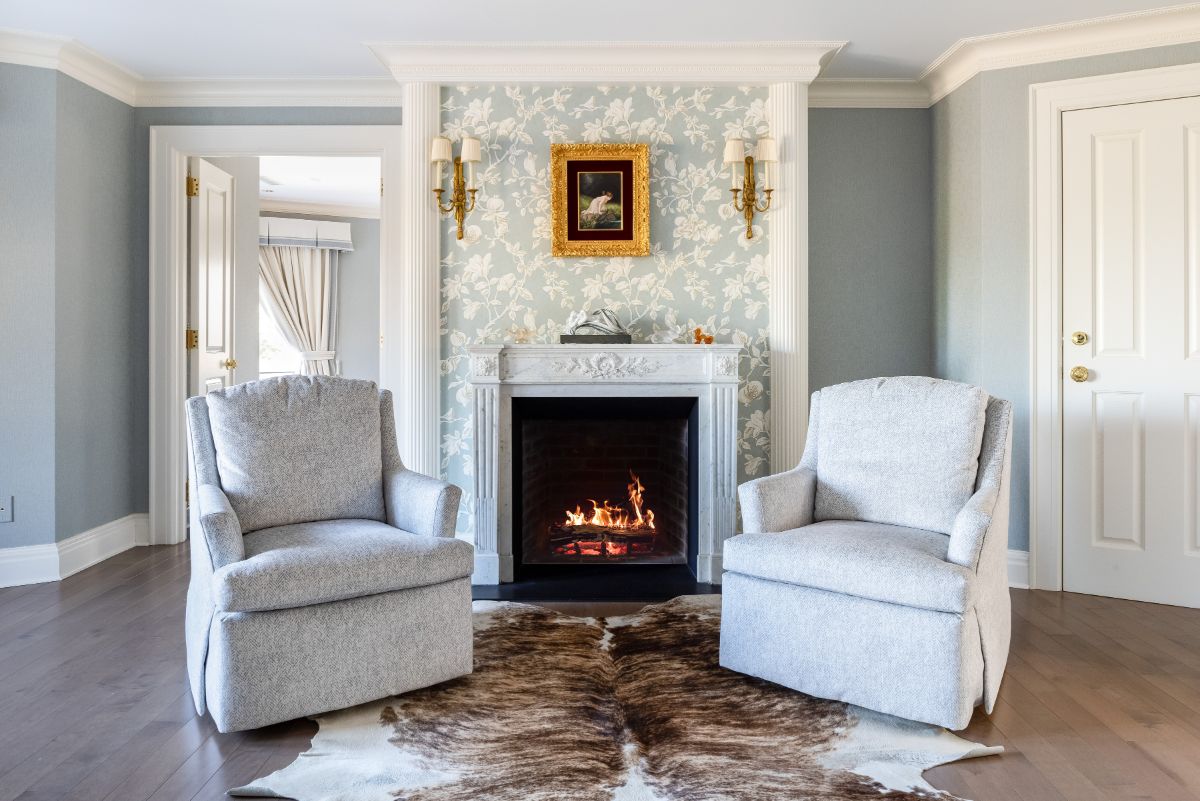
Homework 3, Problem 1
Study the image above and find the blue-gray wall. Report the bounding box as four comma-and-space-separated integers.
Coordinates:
0, 65, 142, 547
281, 213, 381, 383
933, 42, 1200, 551
809, 108, 934, 392
54, 73, 140, 542
0, 64, 58, 547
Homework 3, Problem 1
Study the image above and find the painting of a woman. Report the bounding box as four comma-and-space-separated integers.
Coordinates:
577, 172, 622, 230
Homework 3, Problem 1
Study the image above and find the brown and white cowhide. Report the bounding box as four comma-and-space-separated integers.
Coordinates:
232, 596, 1000, 801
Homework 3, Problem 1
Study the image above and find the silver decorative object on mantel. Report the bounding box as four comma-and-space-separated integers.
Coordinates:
560, 308, 632, 344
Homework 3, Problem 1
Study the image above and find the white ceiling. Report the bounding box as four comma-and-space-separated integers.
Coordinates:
258, 156, 381, 212
1, 1, 1193, 81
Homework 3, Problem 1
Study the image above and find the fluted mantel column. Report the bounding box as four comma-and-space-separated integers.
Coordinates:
767, 81, 810, 475
386, 82, 441, 476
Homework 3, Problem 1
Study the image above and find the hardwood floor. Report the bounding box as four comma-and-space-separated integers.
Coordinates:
1, 544, 1199, 801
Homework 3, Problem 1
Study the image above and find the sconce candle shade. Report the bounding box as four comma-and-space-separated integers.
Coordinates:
460, 137, 482, 163
430, 136, 453, 163
722, 138, 745, 164
753, 136, 777, 163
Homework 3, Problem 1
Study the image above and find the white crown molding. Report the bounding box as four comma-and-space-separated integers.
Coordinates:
0, 27, 139, 105
259, 198, 381, 219
809, 80, 930, 108
10, 9, 1200, 110
922, 4, 1200, 104
136, 77, 403, 107
368, 40, 847, 84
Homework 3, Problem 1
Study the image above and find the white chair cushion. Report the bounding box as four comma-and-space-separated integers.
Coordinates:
812, 376, 988, 534
205, 376, 386, 533
212, 519, 474, 613
723, 520, 975, 613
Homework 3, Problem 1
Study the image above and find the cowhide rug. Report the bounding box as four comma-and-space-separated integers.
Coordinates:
232, 596, 1000, 801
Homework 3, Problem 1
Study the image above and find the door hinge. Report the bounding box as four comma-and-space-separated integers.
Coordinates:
185, 479, 189, 506
185, 328, 198, 350
186, 174, 199, 197
380, 180, 384, 197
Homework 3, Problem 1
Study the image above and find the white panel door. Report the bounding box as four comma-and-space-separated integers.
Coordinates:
1062, 96, 1200, 607
188, 158, 236, 395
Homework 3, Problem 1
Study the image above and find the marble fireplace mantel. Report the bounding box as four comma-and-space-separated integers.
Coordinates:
465, 343, 742, 585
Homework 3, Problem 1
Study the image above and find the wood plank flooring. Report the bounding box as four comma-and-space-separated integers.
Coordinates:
1, 543, 1198, 800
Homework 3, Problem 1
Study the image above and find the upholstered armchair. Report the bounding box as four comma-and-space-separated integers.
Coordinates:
184, 376, 473, 733
720, 376, 1012, 730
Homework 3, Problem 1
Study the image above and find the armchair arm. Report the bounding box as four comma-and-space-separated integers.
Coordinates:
946, 486, 999, 569
196, 483, 245, 570
737, 467, 817, 534
384, 467, 463, 538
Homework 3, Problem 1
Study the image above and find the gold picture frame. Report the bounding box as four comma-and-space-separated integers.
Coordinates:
550, 143, 650, 257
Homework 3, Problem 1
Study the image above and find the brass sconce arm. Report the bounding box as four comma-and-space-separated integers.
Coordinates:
729, 155, 772, 240
431, 138, 481, 241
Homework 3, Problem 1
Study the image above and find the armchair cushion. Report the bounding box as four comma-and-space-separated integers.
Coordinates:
205, 377, 386, 533
723, 520, 975, 614
212, 519, 473, 613
812, 376, 989, 535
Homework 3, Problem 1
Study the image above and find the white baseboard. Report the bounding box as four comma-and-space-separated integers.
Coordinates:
0, 542, 61, 587
0, 513, 150, 588
1007, 549, 1030, 589
58, 513, 150, 579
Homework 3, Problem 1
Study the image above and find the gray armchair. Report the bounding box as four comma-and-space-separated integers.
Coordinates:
720, 376, 1012, 730
184, 376, 473, 733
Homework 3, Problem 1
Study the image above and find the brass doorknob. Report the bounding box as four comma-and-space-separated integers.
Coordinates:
1069, 366, 1089, 383
221, 358, 238, 370
1070, 331, 1089, 346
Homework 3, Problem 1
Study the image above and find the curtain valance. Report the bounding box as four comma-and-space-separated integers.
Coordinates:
258, 217, 354, 251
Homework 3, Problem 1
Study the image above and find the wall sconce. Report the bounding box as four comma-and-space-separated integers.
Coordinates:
723, 136, 777, 239
431, 135, 481, 240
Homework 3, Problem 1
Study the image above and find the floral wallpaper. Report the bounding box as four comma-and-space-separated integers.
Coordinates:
439, 84, 771, 535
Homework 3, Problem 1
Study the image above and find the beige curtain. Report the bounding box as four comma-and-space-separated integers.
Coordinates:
258, 245, 339, 376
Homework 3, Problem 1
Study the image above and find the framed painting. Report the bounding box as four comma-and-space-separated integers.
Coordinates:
550, 143, 650, 257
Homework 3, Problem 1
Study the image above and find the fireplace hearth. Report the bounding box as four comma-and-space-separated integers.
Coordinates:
513, 396, 697, 580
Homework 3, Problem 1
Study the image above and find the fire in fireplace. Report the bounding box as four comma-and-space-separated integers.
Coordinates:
512, 396, 697, 574
551, 471, 660, 558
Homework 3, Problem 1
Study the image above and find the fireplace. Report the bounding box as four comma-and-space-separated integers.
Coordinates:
512, 397, 698, 579
466, 344, 741, 587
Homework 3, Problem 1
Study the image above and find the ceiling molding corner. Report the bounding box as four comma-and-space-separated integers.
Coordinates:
0, 27, 139, 105
368, 40, 848, 85
808, 80, 930, 108
922, 3, 1200, 104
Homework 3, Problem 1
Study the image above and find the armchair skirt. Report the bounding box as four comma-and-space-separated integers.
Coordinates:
204, 577, 472, 733
720, 573, 984, 729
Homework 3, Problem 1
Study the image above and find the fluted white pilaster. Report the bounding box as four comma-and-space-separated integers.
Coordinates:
767, 81, 810, 475
387, 82, 441, 476
469, 348, 502, 582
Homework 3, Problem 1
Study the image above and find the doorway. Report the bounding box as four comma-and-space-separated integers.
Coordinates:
150, 126, 404, 547
1031, 64, 1200, 605
1059, 95, 1200, 607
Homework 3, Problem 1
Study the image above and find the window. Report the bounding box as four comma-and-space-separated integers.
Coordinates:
259, 303, 301, 378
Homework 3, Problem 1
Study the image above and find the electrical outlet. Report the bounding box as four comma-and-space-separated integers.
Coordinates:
0, 496, 11, 523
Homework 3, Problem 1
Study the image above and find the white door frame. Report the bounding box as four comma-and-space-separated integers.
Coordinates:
149, 125, 409, 546
1029, 62, 1200, 590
